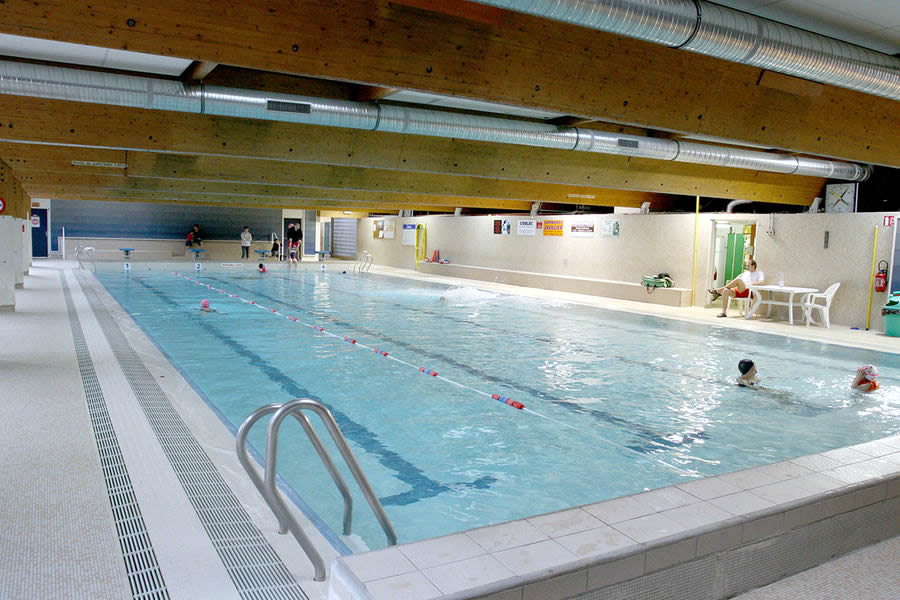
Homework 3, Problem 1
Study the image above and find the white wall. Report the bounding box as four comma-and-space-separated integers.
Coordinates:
357, 212, 898, 330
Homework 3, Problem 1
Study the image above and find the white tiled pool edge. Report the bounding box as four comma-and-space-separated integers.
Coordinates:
329, 438, 900, 600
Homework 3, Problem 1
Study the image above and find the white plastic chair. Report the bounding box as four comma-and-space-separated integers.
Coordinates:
725, 289, 755, 317
802, 283, 840, 328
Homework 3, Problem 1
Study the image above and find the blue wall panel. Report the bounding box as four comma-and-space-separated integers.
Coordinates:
51, 199, 282, 249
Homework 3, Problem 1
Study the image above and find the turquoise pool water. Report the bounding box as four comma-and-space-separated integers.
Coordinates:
95, 266, 900, 551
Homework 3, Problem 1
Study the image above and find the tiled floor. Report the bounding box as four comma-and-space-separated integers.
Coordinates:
2, 259, 897, 600
733, 535, 899, 599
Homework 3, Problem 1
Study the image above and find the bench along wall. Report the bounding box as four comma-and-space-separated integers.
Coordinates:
357, 212, 897, 329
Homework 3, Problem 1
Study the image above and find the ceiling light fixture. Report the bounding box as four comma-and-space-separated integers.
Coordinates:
567, 193, 596, 199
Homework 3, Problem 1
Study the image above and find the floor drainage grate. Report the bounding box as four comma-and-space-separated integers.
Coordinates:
77, 273, 308, 600
61, 272, 170, 600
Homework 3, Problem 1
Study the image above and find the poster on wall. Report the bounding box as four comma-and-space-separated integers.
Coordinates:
517, 219, 536, 236
373, 219, 385, 238
601, 220, 620, 238
493, 219, 512, 235
401, 223, 417, 246
570, 221, 594, 238
383, 217, 395, 239
543, 219, 564, 236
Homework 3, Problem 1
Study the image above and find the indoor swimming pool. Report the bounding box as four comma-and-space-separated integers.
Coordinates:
94, 265, 900, 554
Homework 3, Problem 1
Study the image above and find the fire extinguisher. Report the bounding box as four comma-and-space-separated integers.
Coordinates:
874, 260, 888, 293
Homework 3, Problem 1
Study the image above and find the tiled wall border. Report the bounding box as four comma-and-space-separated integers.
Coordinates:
329, 436, 900, 600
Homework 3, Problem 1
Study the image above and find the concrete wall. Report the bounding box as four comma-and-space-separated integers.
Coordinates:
754, 213, 896, 330
357, 212, 898, 330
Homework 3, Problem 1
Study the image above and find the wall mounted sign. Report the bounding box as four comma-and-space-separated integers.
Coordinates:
401, 223, 417, 246
601, 220, 620, 238
492, 219, 511, 235
884, 216, 895, 227
517, 219, 536, 236
31, 215, 41, 228
543, 219, 564, 236
570, 221, 594, 238
0, 197, 5, 214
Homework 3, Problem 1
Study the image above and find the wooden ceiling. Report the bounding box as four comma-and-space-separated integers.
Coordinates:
1, 0, 896, 213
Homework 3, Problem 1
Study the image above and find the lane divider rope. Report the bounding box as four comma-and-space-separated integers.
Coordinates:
171, 272, 693, 475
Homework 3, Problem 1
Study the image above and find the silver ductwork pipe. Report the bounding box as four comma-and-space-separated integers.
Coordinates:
472, 0, 900, 101
726, 199, 752, 213
0, 60, 869, 180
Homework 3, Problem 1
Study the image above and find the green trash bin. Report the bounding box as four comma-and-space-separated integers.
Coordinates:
883, 293, 900, 337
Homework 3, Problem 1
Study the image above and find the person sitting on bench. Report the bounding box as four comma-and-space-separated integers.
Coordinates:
709, 260, 766, 318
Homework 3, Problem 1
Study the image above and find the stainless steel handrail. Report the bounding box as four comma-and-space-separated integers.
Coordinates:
353, 251, 373, 273
236, 399, 397, 581
73, 246, 96, 272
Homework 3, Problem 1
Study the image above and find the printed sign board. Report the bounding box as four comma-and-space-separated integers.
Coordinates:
543, 219, 564, 236
31, 215, 41, 228
493, 218, 511, 235
570, 221, 594, 238
401, 223, 417, 246
517, 219, 536, 236
0, 197, 5, 214
884, 216, 895, 227
601, 220, 621, 238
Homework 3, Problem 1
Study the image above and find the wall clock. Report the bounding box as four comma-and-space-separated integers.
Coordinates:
824, 182, 857, 213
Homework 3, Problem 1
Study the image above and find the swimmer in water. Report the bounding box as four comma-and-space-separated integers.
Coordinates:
737, 359, 759, 388
258, 263, 267, 273
851, 365, 879, 392
199, 299, 216, 313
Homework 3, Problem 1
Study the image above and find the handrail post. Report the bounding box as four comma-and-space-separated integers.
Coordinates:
237, 403, 355, 536
237, 398, 398, 582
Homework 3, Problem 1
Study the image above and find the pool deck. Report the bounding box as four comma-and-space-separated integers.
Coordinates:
1, 259, 897, 600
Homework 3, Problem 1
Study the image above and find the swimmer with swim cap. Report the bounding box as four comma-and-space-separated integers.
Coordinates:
737, 359, 759, 388
199, 299, 216, 313
851, 365, 879, 392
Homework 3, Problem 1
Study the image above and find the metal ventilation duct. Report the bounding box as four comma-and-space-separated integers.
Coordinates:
0, 60, 869, 180
472, 0, 900, 101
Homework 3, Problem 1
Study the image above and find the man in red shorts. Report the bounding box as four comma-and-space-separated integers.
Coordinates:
709, 260, 766, 318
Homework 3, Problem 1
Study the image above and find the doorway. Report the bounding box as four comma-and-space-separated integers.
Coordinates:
31, 208, 49, 257
708, 220, 756, 297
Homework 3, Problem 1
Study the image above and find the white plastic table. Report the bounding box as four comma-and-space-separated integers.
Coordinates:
746, 284, 819, 325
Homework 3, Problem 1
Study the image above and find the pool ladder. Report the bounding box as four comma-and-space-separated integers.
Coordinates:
353, 251, 373, 273
73, 245, 96, 272
236, 398, 397, 581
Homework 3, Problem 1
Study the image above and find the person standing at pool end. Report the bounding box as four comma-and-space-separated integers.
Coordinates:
240, 226, 252, 259
851, 365, 879, 391
287, 222, 302, 263
709, 259, 766, 318
737, 359, 759, 388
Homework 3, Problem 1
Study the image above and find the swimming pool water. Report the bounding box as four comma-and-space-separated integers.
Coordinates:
96, 267, 900, 551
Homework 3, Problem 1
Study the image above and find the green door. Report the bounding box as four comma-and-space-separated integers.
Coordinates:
724, 233, 745, 282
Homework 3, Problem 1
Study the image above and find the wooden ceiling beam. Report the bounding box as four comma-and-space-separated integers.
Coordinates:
40, 192, 458, 212
180, 60, 218, 82
21, 177, 539, 210
0, 0, 895, 165
0, 97, 824, 205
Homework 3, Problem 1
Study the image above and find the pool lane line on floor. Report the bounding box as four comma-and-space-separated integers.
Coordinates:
173, 272, 694, 477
